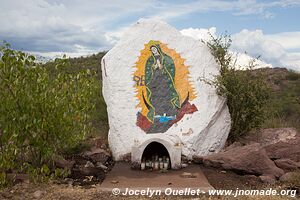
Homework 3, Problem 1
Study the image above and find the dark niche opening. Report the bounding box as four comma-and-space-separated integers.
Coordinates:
141, 141, 171, 170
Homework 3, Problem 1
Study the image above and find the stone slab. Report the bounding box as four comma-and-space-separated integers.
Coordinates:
99, 162, 214, 193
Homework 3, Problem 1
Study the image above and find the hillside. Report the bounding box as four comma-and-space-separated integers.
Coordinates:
258, 68, 300, 131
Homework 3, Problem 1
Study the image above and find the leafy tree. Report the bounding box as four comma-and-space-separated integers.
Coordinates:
206, 35, 271, 142
0, 44, 99, 185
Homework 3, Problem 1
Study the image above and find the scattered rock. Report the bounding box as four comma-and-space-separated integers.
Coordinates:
224, 142, 242, 151
97, 162, 108, 170
181, 163, 188, 168
239, 128, 300, 162
259, 175, 276, 184
6, 173, 29, 184
64, 178, 74, 187
111, 180, 119, 184
243, 175, 260, 185
79, 167, 102, 177
240, 128, 298, 146
279, 172, 299, 182
220, 170, 227, 174
202, 143, 284, 178
83, 148, 110, 163
180, 172, 196, 178
54, 156, 75, 170
85, 161, 95, 168
33, 190, 45, 199
265, 136, 300, 162
274, 158, 300, 171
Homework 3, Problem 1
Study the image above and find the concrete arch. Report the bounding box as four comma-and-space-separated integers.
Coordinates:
131, 137, 181, 169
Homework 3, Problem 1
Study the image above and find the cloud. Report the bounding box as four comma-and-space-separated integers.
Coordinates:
0, 0, 300, 63
180, 27, 273, 69
149, 0, 300, 20
266, 32, 300, 50
232, 29, 300, 71
180, 27, 300, 71
0, 0, 152, 54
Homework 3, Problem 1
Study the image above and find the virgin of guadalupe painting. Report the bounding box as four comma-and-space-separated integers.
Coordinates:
133, 40, 198, 133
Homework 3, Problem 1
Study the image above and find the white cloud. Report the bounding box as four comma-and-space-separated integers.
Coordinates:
149, 0, 300, 21
230, 51, 272, 70
180, 27, 300, 71
266, 32, 300, 50
231, 29, 286, 64
0, 0, 299, 66
180, 27, 273, 70
232, 29, 300, 71
0, 0, 152, 54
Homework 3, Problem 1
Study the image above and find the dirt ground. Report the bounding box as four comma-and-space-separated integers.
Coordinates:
0, 182, 295, 200
199, 165, 263, 190
0, 165, 297, 200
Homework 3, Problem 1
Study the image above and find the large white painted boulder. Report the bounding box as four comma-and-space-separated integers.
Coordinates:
101, 19, 231, 168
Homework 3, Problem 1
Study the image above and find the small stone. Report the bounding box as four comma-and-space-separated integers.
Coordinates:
243, 175, 260, 185
259, 175, 276, 184
274, 158, 300, 171
54, 156, 75, 170
181, 163, 188, 168
86, 176, 94, 181
97, 162, 108, 170
83, 148, 110, 163
220, 170, 227, 174
33, 190, 45, 199
85, 161, 95, 168
181, 172, 191, 177
111, 180, 119, 184
180, 172, 196, 178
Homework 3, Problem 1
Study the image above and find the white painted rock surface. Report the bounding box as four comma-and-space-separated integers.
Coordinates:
102, 19, 231, 161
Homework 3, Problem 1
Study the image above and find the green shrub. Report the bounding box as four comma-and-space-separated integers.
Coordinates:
286, 70, 300, 81
0, 44, 99, 184
43, 53, 108, 138
206, 35, 271, 142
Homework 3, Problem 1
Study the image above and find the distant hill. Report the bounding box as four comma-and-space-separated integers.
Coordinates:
257, 68, 300, 130
43, 52, 106, 80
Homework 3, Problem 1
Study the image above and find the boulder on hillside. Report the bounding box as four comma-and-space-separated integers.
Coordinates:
202, 143, 284, 178
265, 137, 300, 162
239, 128, 298, 146
274, 158, 300, 172
239, 128, 300, 162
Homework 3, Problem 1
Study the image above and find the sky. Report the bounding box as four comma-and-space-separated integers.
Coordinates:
0, 0, 300, 71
